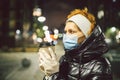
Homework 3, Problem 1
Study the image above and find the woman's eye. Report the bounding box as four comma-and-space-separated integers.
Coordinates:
64, 29, 76, 34
69, 30, 75, 34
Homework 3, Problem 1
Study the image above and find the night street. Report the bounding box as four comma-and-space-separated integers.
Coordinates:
0, 52, 44, 80
0, 0, 120, 80
0, 40, 64, 80
0, 40, 120, 80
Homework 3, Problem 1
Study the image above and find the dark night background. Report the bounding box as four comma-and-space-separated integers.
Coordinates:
0, 0, 120, 48
0, 0, 120, 80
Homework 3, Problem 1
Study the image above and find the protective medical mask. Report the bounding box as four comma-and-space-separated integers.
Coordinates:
63, 34, 79, 50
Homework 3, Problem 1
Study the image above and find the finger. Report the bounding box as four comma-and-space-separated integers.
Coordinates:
38, 51, 43, 64
38, 49, 51, 59
39, 63, 45, 72
39, 59, 47, 68
39, 62, 42, 67
41, 49, 52, 59
38, 51, 43, 58
48, 47, 56, 60
38, 51, 41, 56
38, 50, 45, 60
39, 48, 49, 53
38, 56, 42, 64
40, 54, 54, 66
38, 48, 41, 52
40, 51, 52, 63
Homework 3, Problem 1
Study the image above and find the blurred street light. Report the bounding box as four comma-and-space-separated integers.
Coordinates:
105, 26, 119, 46
116, 31, 120, 43
97, 10, 104, 19
118, 12, 120, 17
43, 25, 48, 31
54, 29, 59, 39
111, 27, 117, 32
16, 29, 21, 35
38, 16, 46, 22
15, 29, 21, 40
33, 8, 42, 17
112, 0, 116, 2
54, 29, 59, 34
36, 38, 43, 43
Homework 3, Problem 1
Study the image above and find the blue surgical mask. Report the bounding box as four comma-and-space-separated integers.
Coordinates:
63, 34, 79, 50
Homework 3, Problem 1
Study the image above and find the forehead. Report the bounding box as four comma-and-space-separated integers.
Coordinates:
65, 21, 80, 30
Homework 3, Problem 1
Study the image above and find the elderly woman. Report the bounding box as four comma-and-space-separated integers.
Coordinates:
38, 8, 113, 80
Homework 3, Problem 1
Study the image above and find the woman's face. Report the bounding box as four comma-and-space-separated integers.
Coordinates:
64, 21, 85, 44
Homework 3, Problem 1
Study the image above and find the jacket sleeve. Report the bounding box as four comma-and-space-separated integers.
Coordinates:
86, 58, 113, 80
43, 73, 58, 80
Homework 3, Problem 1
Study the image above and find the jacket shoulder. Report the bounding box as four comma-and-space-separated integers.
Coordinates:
91, 57, 112, 75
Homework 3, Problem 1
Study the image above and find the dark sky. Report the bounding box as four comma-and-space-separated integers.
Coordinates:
38, 0, 120, 30
0, 0, 120, 47
0, 0, 120, 30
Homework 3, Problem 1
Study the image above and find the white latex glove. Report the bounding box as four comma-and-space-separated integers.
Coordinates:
38, 47, 59, 76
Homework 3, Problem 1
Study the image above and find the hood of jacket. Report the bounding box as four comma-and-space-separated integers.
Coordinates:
64, 25, 109, 63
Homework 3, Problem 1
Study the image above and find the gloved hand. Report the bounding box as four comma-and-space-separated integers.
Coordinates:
38, 47, 59, 76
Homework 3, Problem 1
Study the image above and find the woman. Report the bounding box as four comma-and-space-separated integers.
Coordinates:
38, 8, 113, 80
